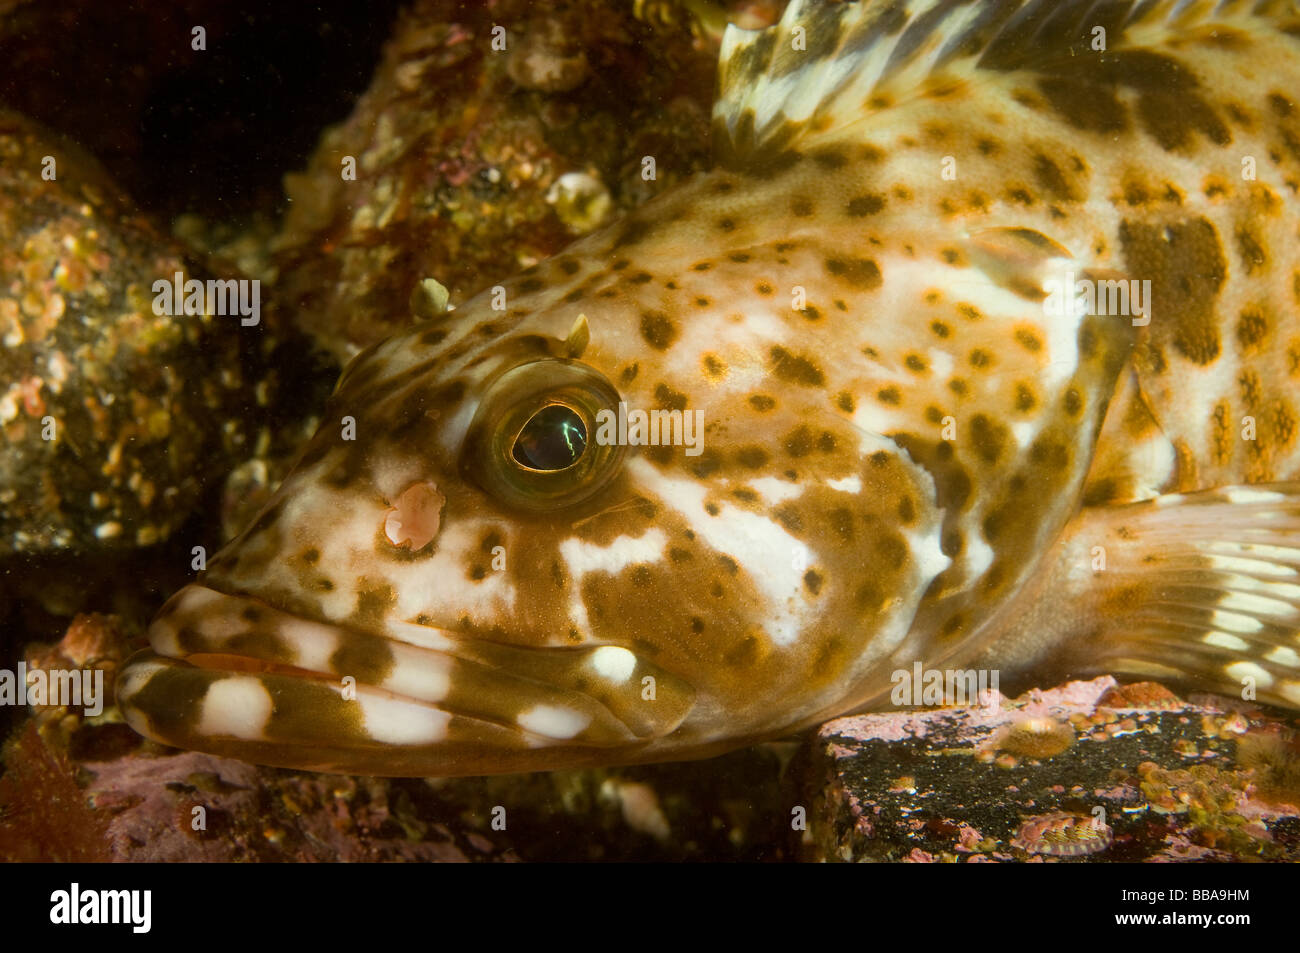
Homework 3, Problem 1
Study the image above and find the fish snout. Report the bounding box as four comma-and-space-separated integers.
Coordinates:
116, 584, 696, 775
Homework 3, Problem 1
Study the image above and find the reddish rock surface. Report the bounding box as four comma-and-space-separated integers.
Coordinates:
805, 677, 1300, 862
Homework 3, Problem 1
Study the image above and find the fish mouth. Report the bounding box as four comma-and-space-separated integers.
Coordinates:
117, 584, 696, 776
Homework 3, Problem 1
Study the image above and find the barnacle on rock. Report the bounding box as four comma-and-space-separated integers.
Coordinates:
992, 715, 1075, 759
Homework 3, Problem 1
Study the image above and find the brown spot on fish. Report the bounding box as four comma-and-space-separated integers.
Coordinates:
1037, 76, 1129, 133
784, 426, 814, 458
1235, 225, 1268, 273
970, 414, 1008, 464
824, 257, 882, 289
1121, 217, 1226, 367
640, 311, 678, 350
847, 193, 886, 216
769, 346, 825, 387
1014, 327, 1044, 352
1237, 308, 1269, 351
1033, 153, 1080, 202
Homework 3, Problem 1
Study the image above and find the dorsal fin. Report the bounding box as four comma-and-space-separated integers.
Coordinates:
713, 0, 1300, 169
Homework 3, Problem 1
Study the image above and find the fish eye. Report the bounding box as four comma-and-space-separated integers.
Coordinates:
462, 359, 625, 511
512, 404, 589, 471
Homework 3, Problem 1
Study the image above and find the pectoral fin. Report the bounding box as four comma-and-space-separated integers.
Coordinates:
978, 483, 1300, 708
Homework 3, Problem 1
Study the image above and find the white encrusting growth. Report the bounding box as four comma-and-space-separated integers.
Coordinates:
198, 677, 274, 740
518, 704, 590, 741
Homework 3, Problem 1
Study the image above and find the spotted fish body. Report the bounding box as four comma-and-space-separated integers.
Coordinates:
119, 0, 1300, 776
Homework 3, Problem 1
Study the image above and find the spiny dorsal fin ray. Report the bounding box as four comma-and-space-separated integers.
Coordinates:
713, 0, 1300, 168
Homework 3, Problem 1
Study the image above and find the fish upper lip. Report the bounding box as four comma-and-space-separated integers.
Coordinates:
139, 582, 695, 745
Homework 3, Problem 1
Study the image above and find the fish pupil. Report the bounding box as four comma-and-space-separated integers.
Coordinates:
512, 404, 588, 471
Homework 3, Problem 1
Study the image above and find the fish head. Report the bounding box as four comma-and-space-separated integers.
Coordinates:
116, 237, 963, 776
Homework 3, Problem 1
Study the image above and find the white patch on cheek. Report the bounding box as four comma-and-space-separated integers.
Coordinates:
750, 476, 803, 504
964, 532, 994, 577
518, 704, 590, 741
591, 645, 637, 682
560, 529, 667, 636
198, 676, 274, 740
826, 475, 862, 493
384, 481, 446, 550
561, 529, 667, 576
628, 459, 810, 646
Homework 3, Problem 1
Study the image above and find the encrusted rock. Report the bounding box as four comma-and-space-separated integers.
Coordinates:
805, 677, 1300, 862
0, 111, 258, 556
272, 0, 720, 360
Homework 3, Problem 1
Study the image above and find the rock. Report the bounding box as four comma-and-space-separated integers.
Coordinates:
0, 111, 260, 556
803, 677, 1300, 862
272, 0, 720, 360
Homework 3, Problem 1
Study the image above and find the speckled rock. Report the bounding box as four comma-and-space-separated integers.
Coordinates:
0, 112, 249, 555
804, 677, 1300, 862
0, 111, 330, 558
272, 0, 727, 360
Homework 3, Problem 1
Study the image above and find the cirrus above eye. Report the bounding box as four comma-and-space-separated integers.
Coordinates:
512, 404, 588, 471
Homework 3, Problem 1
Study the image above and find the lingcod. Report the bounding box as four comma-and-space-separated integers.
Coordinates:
118, 0, 1300, 776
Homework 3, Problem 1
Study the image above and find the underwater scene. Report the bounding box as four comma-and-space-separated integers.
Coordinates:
2, 0, 1300, 868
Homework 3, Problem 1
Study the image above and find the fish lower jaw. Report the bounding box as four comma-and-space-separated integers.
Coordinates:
115, 583, 698, 776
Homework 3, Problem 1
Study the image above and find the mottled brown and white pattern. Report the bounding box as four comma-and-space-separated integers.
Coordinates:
119, 0, 1300, 776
